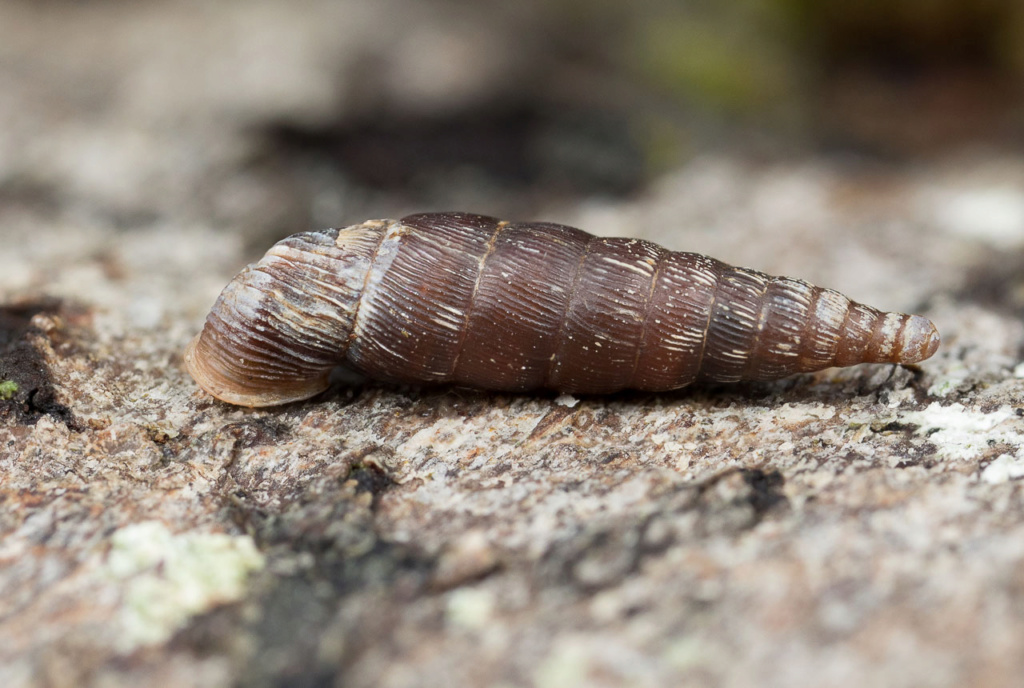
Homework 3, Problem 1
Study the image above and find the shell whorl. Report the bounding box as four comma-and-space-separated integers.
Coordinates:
185, 212, 940, 406
185, 224, 386, 406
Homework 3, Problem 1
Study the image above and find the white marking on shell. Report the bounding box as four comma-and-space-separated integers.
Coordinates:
600, 256, 654, 277
876, 312, 905, 355
815, 290, 848, 330
432, 316, 462, 331
350, 222, 406, 347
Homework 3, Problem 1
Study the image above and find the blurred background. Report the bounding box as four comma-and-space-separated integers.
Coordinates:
3, 0, 1024, 224
3, 0, 1024, 313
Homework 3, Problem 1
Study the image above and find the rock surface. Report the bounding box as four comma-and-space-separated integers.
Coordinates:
3, 2, 1024, 687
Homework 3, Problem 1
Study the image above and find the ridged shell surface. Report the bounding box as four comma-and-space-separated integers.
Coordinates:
185, 212, 940, 406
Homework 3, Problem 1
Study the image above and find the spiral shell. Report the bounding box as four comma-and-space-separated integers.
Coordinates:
185, 212, 940, 407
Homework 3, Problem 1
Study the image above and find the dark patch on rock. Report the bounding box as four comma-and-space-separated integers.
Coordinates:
0, 298, 61, 348
872, 419, 920, 434
169, 602, 248, 658
0, 299, 82, 430
596, 449, 636, 467
171, 575, 344, 688
538, 516, 649, 593
738, 468, 788, 517
540, 470, 789, 593
694, 467, 789, 533
346, 461, 397, 503
234, 489, 431, 596
224, 456, 430, 592
241, 578, 344, 688
223, 418, 292, 450
219, 467, 433, 688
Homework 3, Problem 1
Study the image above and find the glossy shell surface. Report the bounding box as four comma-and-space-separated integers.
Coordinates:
185, 212, 940, 406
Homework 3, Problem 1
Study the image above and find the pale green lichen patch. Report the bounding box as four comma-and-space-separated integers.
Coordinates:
927, 364, 970, 397
534, 638, 594, 688
0, 380, 18, 400
445, 587, 496, 631
927, 377, 962, 398
103, 521, 264, 652
901, 403, 1023, 461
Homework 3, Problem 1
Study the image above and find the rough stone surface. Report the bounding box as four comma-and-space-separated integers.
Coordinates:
3, 2, 1024, 687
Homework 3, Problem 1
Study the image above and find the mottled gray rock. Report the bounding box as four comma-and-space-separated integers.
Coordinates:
2, 2, 1024, 688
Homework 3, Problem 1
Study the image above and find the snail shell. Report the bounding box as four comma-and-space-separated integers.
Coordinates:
185, 212, 940, 407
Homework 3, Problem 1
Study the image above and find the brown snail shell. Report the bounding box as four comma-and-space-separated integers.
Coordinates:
185, 212, 940, 407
